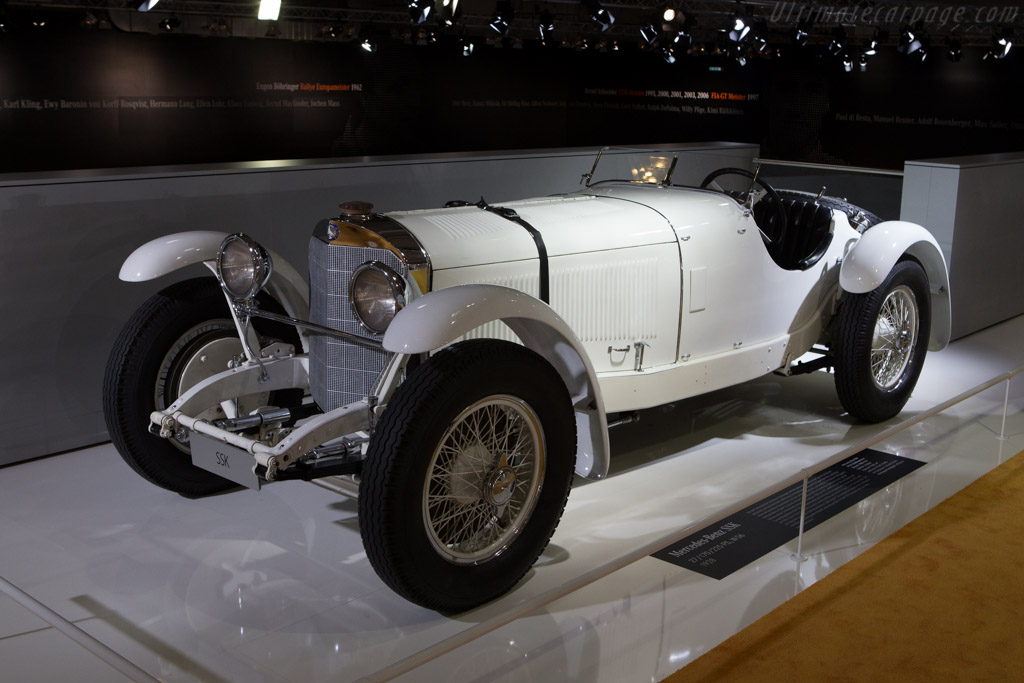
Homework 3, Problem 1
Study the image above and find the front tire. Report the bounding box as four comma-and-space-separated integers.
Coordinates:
103, 278, 298, 496
359, 340, 576, 613
834, 260, 931, 422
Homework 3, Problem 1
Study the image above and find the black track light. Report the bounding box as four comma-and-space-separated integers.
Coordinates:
582, 0, 614, 32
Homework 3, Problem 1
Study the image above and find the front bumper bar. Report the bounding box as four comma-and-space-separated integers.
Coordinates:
150, 355, 370, 480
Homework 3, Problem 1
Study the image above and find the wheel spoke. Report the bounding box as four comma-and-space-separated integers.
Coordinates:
423, 395, 545, 564
869, 286, 919, 390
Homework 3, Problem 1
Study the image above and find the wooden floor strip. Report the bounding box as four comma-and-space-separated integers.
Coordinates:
663, 449, 1024, 683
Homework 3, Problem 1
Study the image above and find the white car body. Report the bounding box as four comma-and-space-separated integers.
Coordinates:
108, 152, 951, 611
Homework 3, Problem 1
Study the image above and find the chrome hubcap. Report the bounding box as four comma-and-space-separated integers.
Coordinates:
156, 320, 270, 453
871, 285, 919, 390
423, 395, 545, 565
485, 466, 517, 507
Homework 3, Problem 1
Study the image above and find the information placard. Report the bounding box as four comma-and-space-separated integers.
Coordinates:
652, 449, 925, 579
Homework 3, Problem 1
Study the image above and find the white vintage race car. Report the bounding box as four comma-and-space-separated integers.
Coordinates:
105, 149, 950, 612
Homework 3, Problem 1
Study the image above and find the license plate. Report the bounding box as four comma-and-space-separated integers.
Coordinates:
190, 432, 262, 490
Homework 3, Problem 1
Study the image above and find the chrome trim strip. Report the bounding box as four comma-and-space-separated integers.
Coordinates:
313, 213, 431, 288
238, 304, 384, 351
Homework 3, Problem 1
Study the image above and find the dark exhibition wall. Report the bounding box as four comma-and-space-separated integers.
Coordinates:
1, 14, 1021, 174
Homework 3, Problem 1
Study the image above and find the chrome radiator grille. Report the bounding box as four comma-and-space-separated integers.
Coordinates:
308, 237, 404, 412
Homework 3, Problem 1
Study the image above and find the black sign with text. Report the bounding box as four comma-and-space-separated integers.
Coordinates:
652, 449, 925, 579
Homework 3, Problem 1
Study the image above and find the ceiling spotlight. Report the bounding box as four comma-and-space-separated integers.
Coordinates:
159, 15, 180, 32
663, 47, 677, 64
265, 24, 280, 38
257, 0, 280, 22
661, 7, 687, 33
538, 11, 554, 44
794, 19, 810, 47
827, 27, 846, 56
408, 0, 432, 25
900, 32, 928, 62
437, 0, 462, 27
946, 38, 962, 62
489, 1, 514, 36
582, 0, 614, 32
858, 53, 868, 71
137, 0, 161, 12
460, 37, 474, 56
728, 5, 750, 43
640, 23, 659, 45
989, 26, 1013, 59
360, 37, 377, 53
897, 23, 927, 58
863, 28, 884, 56
672, 30, 692, 51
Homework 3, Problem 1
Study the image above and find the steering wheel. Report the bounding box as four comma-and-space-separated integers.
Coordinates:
699, 167, 787, 248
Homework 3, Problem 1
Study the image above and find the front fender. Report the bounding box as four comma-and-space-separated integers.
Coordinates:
840, 221, 951, 350
383, 284, 610, 480
118, 231, 310, 338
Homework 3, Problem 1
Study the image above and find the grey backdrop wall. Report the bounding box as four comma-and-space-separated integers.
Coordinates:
0, 142, 758, 466
901, 151, 1024, 340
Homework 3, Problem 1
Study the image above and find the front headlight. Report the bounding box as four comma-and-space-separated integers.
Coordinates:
217, 234, 272, 302
350, 262, 405, 335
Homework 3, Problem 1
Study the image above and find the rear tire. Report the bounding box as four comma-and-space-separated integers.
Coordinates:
834, 260, 930, 422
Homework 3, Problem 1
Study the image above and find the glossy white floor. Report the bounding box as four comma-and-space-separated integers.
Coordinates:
2, 316, 1022, 683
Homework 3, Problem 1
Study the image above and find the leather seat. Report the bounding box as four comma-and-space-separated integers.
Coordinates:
754, 196, 834, 271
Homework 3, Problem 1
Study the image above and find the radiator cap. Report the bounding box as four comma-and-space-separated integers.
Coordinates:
339, 201, 373, 219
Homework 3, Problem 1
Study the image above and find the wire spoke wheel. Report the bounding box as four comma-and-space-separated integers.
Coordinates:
359, 339, 575, 612
870, 285, 919, 390
834, 260, 931, 423
424, 395, 545, 564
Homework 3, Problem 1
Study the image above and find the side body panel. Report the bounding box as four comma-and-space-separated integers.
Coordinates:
431, 244, 682, 372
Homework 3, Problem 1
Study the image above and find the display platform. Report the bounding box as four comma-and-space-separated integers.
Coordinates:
1, 315, 1021, 682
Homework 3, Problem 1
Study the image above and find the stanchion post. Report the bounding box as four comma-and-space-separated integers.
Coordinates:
1000, 377, 1010, 440
791, 472, 810, 564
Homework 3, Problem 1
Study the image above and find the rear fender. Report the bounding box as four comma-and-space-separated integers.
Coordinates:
840, 221, 951, 351
383, 284, 610, 480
